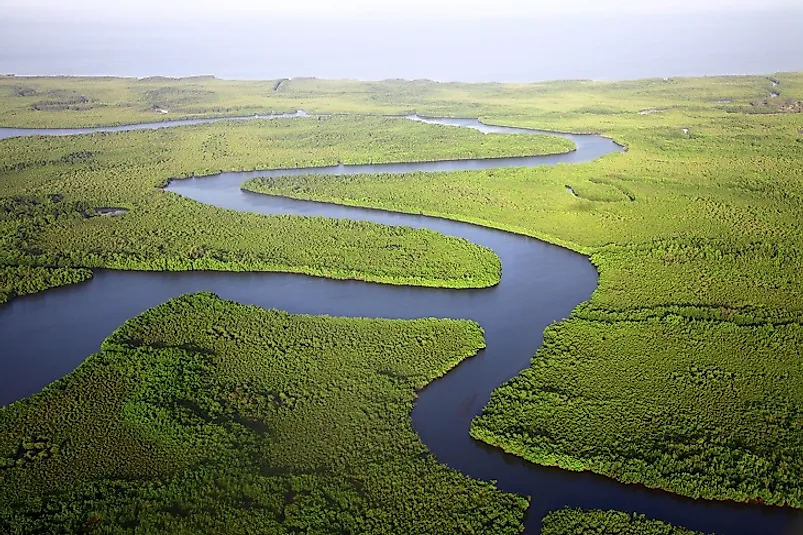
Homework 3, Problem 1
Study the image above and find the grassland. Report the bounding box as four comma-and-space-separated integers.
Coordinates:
541, 508, 708, 535
0, 115, 576, 298
0, 292, 528, 533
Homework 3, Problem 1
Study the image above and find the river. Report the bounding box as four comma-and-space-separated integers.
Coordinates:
0, 113, 800, 534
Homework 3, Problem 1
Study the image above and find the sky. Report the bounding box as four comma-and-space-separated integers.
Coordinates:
2, 0, 800, 81
5, 0, 802, 20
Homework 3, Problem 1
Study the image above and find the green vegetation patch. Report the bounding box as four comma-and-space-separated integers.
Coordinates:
0, 73, 786, 128
471, 315, 803, 506
0, 115, 576, 299
0, 292, 527, 534
235, 74, 803, 507
0, 265, 92, 304
542, 508, 709, 535
0, 193, 501, 290
3, 72, 803, 509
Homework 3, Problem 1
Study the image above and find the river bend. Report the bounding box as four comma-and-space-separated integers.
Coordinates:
0, 113, 799, 534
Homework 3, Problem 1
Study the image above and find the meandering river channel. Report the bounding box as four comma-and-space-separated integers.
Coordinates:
1, 113, 800, 534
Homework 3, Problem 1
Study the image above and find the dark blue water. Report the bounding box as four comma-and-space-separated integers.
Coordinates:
0, 115, 800, 534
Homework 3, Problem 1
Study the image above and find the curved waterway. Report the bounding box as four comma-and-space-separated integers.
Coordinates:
1, 113, 801, 535
0, 110, 309, 140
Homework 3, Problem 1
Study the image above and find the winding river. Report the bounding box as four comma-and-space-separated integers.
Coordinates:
1, 113, 801, 535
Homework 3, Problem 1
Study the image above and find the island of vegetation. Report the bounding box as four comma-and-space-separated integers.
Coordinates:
541, 508, 708, 535
0, 292, 528, 533
0, 115, 578, 302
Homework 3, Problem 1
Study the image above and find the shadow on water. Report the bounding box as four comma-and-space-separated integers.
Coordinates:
0, 113, 800, 534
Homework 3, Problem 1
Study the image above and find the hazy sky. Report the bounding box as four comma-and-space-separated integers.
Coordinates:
2, 0, 801, 81
6, 0, 802, 19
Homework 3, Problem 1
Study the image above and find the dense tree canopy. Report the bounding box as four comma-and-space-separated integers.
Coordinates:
541, 508, 708, 535
0, 293, 527, 534
0, 115, 576, 295
1, 72, 802, 533
239, 74, 803, 507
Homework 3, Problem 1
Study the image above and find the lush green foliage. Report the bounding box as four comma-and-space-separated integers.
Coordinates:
236, 74, 803, 506
471, 315, 803, 506
3, 72, 803, 512
0, 115, 579, 296
0, 265, 92, 303
541, 508, 708, 535
0, 73, 794, 128
0, 292, 528, 533
0, 195, 93, 302
0, 192, 502, 290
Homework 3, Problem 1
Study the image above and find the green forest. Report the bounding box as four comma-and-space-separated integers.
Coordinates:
0, 115, 577, 295
471, 317, 803, 506
233, 74, 803, 507
0, 293, 528, 533
541, 508, 708, 535
1, 73, 803, 533
0, 265, 92, 304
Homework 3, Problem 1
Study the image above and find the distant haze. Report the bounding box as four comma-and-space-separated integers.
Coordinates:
5, 0, 803, 18
1, 8, 802, 82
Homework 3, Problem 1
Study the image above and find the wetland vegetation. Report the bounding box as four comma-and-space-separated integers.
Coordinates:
0, 293, 528, 533
236, 74, 803, 507
0, 115, 577, 293
1, 72, 803, 533
541, 508, 708, 535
